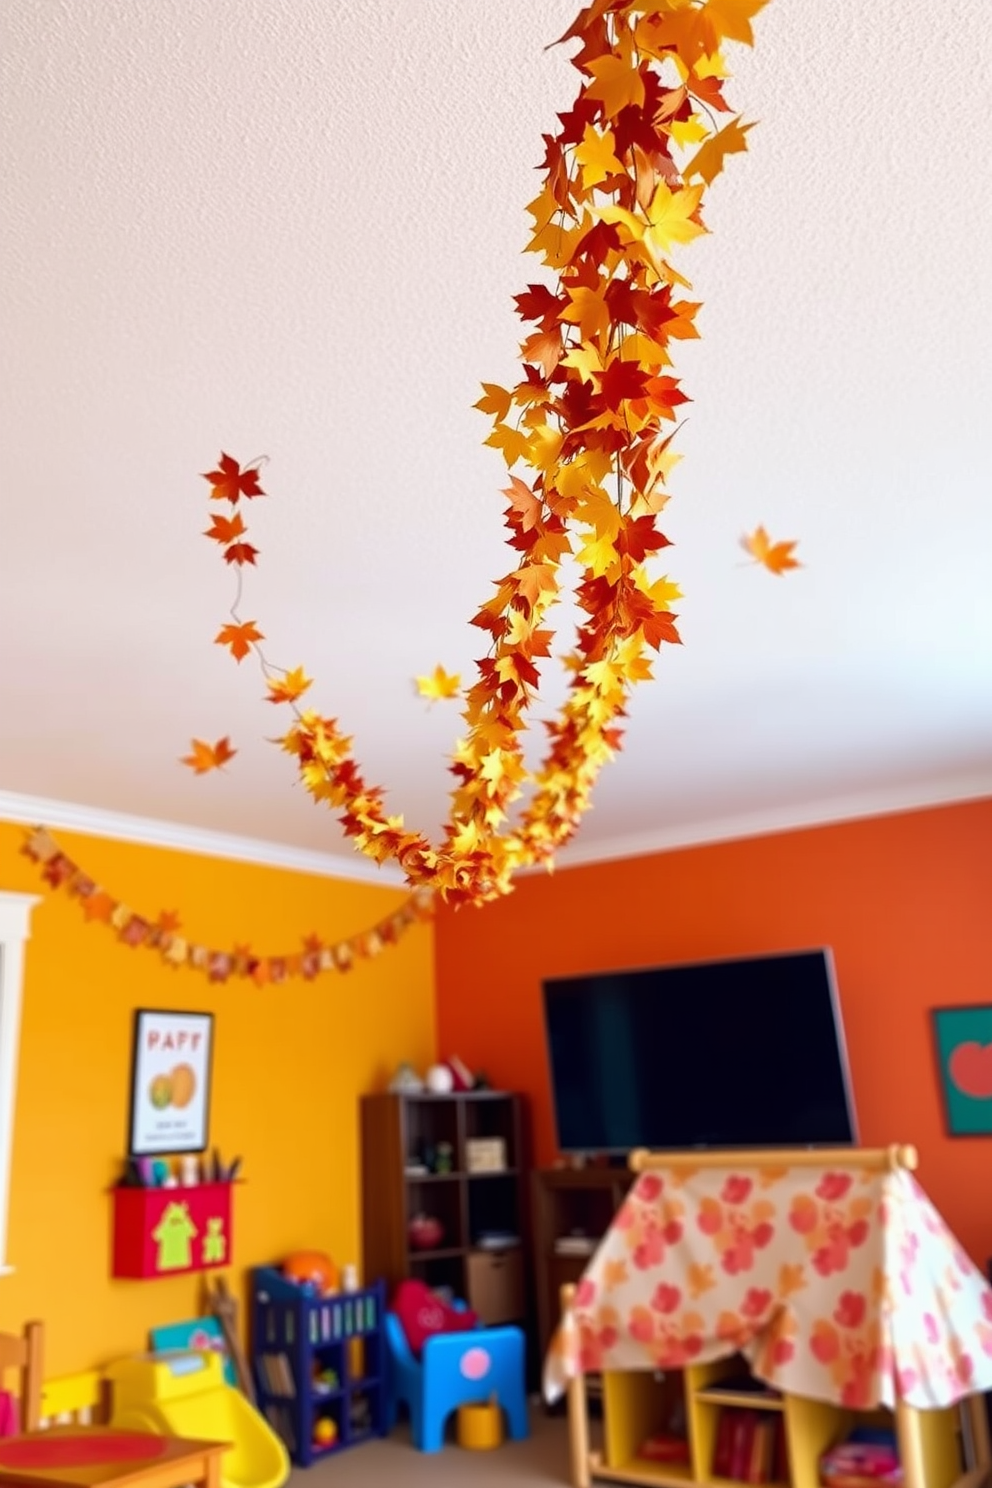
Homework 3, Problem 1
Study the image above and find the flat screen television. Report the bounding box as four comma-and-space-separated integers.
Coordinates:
542, 948, 858, 1153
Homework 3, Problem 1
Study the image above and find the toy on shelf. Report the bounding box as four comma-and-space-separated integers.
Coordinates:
106, 1349, 288, 1488
281, 1251, 338, 1295
408, 1213, 444, 1251
312, 1417, 337, 1449
389, 1062, 424, 1093
820, 1428, 903, 1488
252, 1267, 387, 1466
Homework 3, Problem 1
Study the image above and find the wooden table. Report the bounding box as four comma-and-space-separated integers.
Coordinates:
0, 1428, 228, 1488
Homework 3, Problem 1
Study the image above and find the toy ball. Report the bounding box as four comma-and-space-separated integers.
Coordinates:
313, 1418, 337, 1448
283, 1250, 339, 1294
425, 1063, 454, 1094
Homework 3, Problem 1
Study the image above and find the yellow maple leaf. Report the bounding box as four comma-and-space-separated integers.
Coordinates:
706, 0, 770, 47
561, 284, 611, 343
266, 666, 312, 704
575, 484, 623, 542
484, 421, 531, 468
474, 382, 512, 421
561, 341, 605, 385
574, 123, 625, 189
643, 181, 707, 265
645, 575, 683, 610
577, 529, 621, 579
695, 49, 730, 80
584, 54, 646, 115
670, 115, 708, 148
684, 116, 756, 186
415, 665, 461, 702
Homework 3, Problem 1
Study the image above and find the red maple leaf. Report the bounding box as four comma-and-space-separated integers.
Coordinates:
599, 359, 652, 411
616, 515, 671, 561
202, 452, 265, 504
223, 541, 259, 567
513, 284, 563, 329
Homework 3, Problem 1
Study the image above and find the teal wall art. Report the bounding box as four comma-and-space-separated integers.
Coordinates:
931, 1004, 992, 1136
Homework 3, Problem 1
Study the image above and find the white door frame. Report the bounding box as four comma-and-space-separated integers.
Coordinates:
0, 891, 39, 1275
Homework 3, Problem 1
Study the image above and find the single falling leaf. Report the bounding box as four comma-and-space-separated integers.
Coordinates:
683, 116, 755, 186
215, 620, 264, 662
266, 666, 312, 704
202, 452, 265, 504
156, 909, 183, 933
741, 525, 802, 574
181, 737, 237, 773
416, 665, 462, 702
204, 512, 247, 545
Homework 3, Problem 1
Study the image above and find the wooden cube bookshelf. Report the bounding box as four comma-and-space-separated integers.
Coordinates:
565, 1315, 988, 1488
360, 1090, 530, 1335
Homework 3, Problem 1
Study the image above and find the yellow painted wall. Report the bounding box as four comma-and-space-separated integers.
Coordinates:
0, 820, 436, 1376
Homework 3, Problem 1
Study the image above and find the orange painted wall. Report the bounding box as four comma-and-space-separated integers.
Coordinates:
435, 798, 992, 1263
0, 820, 436, 1375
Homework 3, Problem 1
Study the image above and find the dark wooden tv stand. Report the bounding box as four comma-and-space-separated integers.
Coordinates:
532, 1165, 634, 1367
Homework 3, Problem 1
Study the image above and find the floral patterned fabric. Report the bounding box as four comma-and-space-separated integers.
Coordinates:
543, 1163, 992, 1410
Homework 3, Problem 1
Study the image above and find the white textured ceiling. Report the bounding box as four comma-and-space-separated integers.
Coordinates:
2, 0, 991, 878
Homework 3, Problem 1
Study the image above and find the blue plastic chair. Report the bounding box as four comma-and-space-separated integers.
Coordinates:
384, 1304, 529, 1453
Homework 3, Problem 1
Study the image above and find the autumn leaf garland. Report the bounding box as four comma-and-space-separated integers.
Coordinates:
191, 0, 775, 907
22, 827, 434, 984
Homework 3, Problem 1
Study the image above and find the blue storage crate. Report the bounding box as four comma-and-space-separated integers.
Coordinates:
251, 1267, 387, 1465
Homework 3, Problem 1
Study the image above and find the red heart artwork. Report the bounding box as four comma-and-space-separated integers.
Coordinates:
948, 1041, 992, 1099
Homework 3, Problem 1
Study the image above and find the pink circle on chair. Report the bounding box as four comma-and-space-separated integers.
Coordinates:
459, 1346, 492, 1381
0, 1434, 168, 1469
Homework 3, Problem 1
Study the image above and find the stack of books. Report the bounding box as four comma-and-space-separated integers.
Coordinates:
713, 1409, 786, 1484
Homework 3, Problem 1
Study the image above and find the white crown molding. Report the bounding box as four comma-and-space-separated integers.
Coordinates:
3, 773, 990, 893
549, 771, 992, 873
0, 790, 407, 887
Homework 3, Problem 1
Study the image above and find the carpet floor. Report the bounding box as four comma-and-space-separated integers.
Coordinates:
288, 1410, 574, 1485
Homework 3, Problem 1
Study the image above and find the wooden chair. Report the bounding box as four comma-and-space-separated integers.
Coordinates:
0, 1320, 44, 1432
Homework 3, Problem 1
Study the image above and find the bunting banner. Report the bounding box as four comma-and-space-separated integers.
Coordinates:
21, 826, 434, 985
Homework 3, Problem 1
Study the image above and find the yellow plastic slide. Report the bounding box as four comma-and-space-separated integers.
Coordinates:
107, 1352, 289, 1488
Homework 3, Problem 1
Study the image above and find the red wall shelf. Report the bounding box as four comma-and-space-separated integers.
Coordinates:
111, 1182, 236, 1279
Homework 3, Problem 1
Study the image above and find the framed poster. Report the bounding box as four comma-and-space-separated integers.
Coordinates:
129, 1009, 214, 1155
931, 1004, 992, 1136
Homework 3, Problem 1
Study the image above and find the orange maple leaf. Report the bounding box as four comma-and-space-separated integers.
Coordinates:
215, 620, 264, 662
741, 525, 801, 574
82, 891, 114, 922
503, 476, 543, 533
203, 452, 265, 504
156, 909, 182, 933
203, 512, 246, 545
181, 737, 237, 773
266, 667, 312, 705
